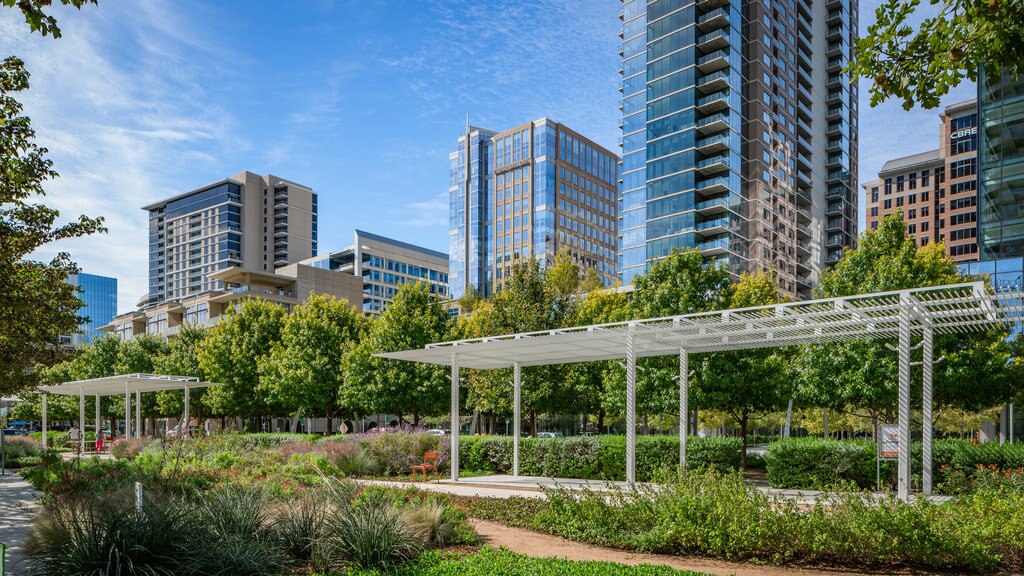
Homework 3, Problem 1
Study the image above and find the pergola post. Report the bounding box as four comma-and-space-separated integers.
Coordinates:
183, 385, 190, 438
679, 349, 688, 469
922, 326, 934, 495
625, 330, 636, 484
135, 390, 141, 438
78, 386, 85, 455
95, 395, 101, 449
41, 394, 48, 448
124, 382, 130, 441
450, 353, 459, 481
513, 361, 521, 477
897, 295, 912, 500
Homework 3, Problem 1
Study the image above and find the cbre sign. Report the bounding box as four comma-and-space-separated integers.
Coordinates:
950, 126, 977, 141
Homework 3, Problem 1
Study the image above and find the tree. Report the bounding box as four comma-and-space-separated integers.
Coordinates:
798, 213, 1019, 425
698, 271, 794, 468
564, 286, 630, 432
850, 0, 1024, 109
578, 268, 604, 294
263, 293, 364, 432
457, 284, 483, 314
603, 249, 732, 420
154, 324, 209, 418
3, 0, 98, 39
344, 282, 450, 426
200, 299, 286, 418
0, 56, 105, 394
545, 248, 581, 300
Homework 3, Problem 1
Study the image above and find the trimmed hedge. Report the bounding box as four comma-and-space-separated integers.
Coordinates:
765, 438, 1024, 490
459, 435, 740, 481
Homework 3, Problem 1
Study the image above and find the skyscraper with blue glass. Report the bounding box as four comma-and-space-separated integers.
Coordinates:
617, 0, 859, 297
979, 70, 1024, 260
65, 272, 117, 346
449, 119, 619, 300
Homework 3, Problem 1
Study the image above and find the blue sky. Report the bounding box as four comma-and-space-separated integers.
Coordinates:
1, 0, 975, 313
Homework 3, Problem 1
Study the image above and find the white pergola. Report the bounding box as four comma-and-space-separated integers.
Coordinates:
37, 374, 219, 452
380, 281, 1024, 500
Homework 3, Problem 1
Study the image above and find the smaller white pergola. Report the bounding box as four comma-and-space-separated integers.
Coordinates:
37, 374, 219, 452
380, 282, 1024, 500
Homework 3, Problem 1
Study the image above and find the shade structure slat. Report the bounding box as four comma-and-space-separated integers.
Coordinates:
38, 373, 219, 396
378, 282, 1024, 369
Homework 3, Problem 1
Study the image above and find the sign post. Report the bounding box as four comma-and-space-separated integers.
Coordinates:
878, 424, 899, 492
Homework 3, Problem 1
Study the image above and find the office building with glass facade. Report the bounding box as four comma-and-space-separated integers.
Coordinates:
141, 171, 318, 305
979, 70, 1024, 259
617, 0, 858, 297
863, 99, 979, 262
303, 229, 449, 315
63, 272, 117, 346
449, 119, 619, 299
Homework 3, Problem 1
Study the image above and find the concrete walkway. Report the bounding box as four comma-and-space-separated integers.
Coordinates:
359, 474, 953, 506
0, 474, 41, 576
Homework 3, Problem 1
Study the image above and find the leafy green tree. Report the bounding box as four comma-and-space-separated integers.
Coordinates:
799, 213, 1019, 424
850, 0, 1023, 110
2, 0, 97, 39
565, 287, 631, 432
114, 334, 168, 374
545, 248, 581, 300
698, 271, 794, 467
578, 268, 604, 294
262, 293, 364, 432
200, 299, 286, 418
457, 284, 483, 314
603, 249, 732, 420
0, 56, 105, 394
344, 282, 450, 426
154, 324, 209, 418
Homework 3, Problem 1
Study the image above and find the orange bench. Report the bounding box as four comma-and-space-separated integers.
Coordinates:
411, 451, 439, 481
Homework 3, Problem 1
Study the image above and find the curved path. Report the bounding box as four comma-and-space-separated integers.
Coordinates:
470, 519, 933, 576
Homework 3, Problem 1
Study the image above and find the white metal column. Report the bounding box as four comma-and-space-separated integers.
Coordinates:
78, 386, 85, 455
679, 349, 688, 469
183, 385, 190, 438
124, 382, 130, 440
897, 296, 912, 500
625, 330, 636, 484
135, 390, 141, 438
450, 353, 459, 481
513, 361, 521, 477
922, 326, 934, 495
95, 395, 101, 449
41, 394, 48, 448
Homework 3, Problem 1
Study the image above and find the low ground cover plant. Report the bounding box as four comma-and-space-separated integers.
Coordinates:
450, 468, 1024, 573
2, 435, 43, 468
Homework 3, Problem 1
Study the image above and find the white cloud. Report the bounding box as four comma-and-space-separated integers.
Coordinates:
397, 192, 449, 228
0, 0, 239, 314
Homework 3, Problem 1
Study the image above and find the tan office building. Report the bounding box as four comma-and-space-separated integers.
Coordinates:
863, 100, 979, 262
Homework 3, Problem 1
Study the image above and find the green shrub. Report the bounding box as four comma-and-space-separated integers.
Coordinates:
459, 435, 740, 481
322, 493, 425, 570
273, 490, 328, 567
185, 487, 284, 575
359, 432, 446, 476
110, 438, 147, 460
765, 438, 886, 489
3, 436, 42, 460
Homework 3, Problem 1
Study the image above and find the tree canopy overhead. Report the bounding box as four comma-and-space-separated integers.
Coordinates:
851, 0, 1024, 109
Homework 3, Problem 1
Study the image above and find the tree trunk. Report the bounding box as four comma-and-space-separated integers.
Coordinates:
326, 416, 333, 435
597, 409, 605, 434
740, 412, 749, 470
530, 411, 538, 437
413, 413, 420, 427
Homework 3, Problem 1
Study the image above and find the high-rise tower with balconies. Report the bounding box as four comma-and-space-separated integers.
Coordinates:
617, 0, 858, 297
142, 171, 318, 305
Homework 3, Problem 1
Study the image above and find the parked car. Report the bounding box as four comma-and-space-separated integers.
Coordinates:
535, 431, 562, 439
425, 429, 450, 436
2, 428, 29, 437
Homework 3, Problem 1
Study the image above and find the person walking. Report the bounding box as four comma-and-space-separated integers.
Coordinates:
68, 424, 81, 455
95, 429, 104, 453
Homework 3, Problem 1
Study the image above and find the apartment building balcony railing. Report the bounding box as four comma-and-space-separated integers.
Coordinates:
696, 89, 729, 113
695, 196, 731, 214
696, 216, 730, 234
697, 69, 730, 93
696, 112, 729, 134
696, 175, 732, 194
697, 6, 729, 31
698, 236, 730, 255
696, 154, 729, 174
696, 133, 730, 154
696, 29, 729, 52
697, 49, 729, 73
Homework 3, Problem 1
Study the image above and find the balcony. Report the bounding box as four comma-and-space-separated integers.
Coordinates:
696, 216, 730, 234
698, 236, 730, 255
696, 29, 729, 52
826, 41, 845, 58
797, 118, 812, 137
696, 175, 731, 194
827, 105, 843, 120
826, 202, 844, 215
696, 112, 729, 134
696, 133, 730, 154
827, 9, 843, 23
696, 154, 729, 174
697, 49, 729, 73
797, 135, 812, 155
797, 207, 812, 223
697, 69, 730, 93
696, 0, 729, 10
827, 24, 846, 40
697, 7, 729, 31
274, 189, 288, 201
696, 196, 731, 214
696, 89, 729, 113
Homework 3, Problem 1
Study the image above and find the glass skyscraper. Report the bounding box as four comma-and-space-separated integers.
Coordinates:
65, 272, 117, 346
449, 119, 619, 299
979, 70, 1024, 259
617, 0, 858, 297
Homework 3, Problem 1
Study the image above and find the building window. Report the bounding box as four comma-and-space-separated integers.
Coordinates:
896, 175, 905, 192
922, 169, 930, 186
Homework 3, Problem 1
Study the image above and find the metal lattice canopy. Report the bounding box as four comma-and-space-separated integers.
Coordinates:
380, 282, 1024, 369
38, 374, 219, 396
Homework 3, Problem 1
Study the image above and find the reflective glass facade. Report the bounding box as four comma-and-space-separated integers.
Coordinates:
66, 272, 117, 346
979, 70, 1024, 259
618, 0, 858, 296
449, 119, 619, 299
